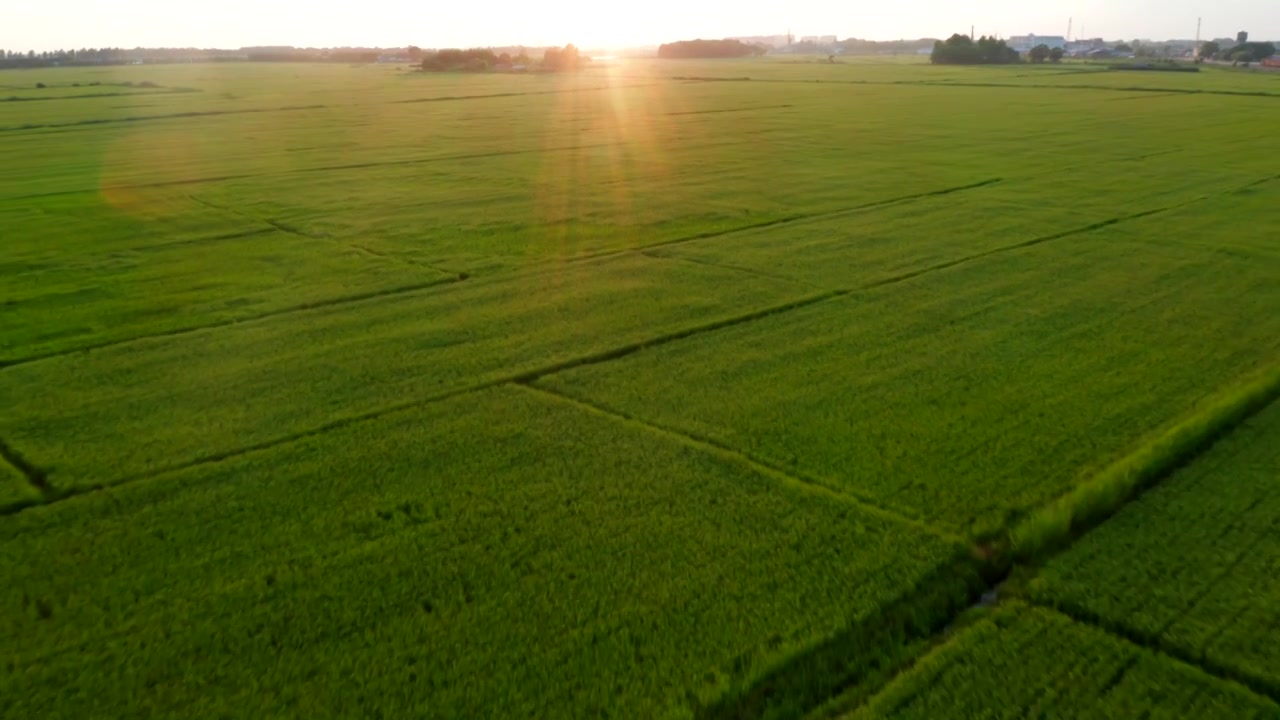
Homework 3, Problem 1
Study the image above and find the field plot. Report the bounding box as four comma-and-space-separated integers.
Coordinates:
2, 57, 1280, 717
654, 152, 1280, 291
0, 386, 966, 718
1, 197, 455, 363
846, 604, 1279, 719
1030, 399, 1280, 697
540, 219, 1280, 534
0, 254, 809, 493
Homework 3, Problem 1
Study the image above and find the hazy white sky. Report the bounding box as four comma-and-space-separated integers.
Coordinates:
4, 0, 1275, 52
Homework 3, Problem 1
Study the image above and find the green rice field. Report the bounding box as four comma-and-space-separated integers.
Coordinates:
1031, 398, 1280, 699
2, 57, 1279, 717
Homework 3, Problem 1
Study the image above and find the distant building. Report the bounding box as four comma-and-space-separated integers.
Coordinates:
728, 35, 791, 49
1263, 56, 1280, 68
1008, 34, 1067, 52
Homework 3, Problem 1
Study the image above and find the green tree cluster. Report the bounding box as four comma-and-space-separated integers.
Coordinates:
930, 34, 1019, 65
657, 39, 768, 59
420, 48, 498, 72
542, 44, 585, 72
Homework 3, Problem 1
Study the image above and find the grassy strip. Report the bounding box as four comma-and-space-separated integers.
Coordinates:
1009, 362, 1280, 561
695, 554, 991, 720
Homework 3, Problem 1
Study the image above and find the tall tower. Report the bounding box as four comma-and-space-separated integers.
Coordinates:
1067, 17, 1073, 42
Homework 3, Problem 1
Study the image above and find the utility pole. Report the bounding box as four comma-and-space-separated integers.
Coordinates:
1196, 17, 1202, 43
971, 25, 975, 40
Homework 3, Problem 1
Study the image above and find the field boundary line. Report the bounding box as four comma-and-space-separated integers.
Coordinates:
825, 367, 1280, 717
392, 82, 663, 104
0, 437, 52, 499
637, 250, 829, 290
1007, 363, 1280, 561
858, 197, 1208, 293
187, 194, 464, 276
627, 193, 1210, 304
0, 104, 328, 133
0, 88, 200, 104
0, 276, 466, 370
515, 382, 962, 544
647, 73, 1280, 99
0, 291, 847, 514
1030, 598, 1280, 703
0, 138, 766, 203
569, 177, 1005, 264
665, 104, 794, 116
507, 290, 848, 383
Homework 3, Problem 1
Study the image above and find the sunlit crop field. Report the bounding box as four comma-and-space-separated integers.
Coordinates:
2, 57, 1278, 718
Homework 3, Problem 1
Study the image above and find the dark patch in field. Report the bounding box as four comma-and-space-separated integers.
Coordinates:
0, 103, 326, 133
0, 436, 52, 496
0, 88, 198, 103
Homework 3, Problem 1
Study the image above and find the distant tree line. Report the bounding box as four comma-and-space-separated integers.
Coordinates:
247, 49, 381, 63
658, 39, 767, 59
930, 35, 1019, 65
542, 44, 586, 71
0, 47, 248, 68
1027, 45, 1066, 63
420, 45, 583, 72
1200, 40, 1276, 62
836, 38, 936, 55
420, 48, 501, 71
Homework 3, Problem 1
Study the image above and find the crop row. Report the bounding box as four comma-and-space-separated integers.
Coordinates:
1030, 398, 1280, 697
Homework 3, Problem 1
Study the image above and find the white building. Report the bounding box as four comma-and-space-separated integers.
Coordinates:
1008, 34, 1067, 52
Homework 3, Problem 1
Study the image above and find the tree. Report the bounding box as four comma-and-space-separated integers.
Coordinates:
1226, 41, 1276, 62
1049, 47, 1065, 63
541, 44, 584, 72
420, 48, 497, 72
1199, 41, 1220, 59
657, 39, 766, 59
1029, 44, 1051, 63
931, 34, 1018, 65
1114, 43, 1133, 53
